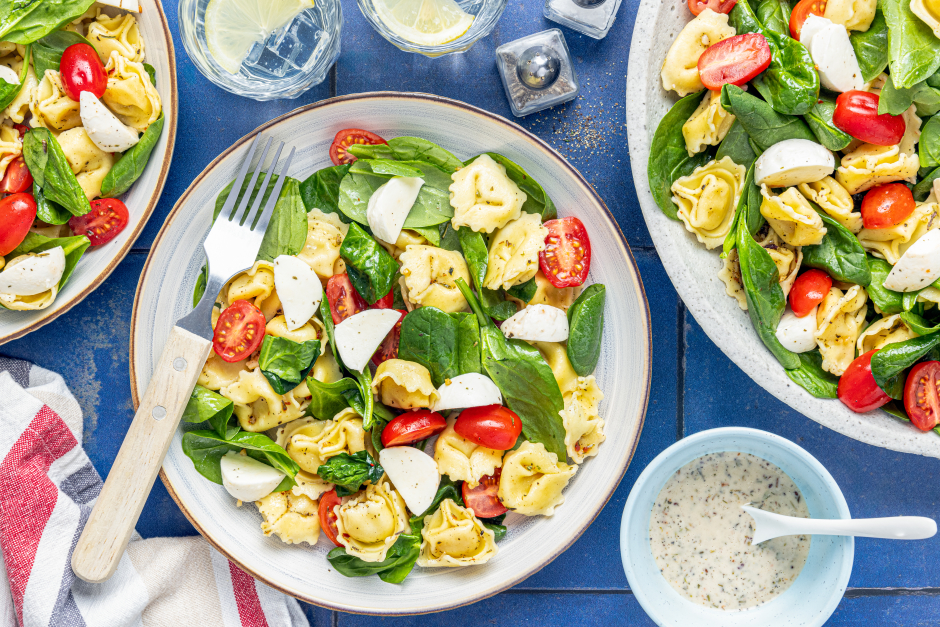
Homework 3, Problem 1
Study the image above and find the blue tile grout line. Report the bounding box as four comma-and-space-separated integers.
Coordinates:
675, 301, 685, 441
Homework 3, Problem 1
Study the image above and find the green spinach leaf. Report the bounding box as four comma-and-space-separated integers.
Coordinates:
257, 178, 307, 263
33, 181, 71, 225
722, 164, 763, 257
452, 312, 483, 375
506, 277, 538, 304
339, 222, 398, 304
882, 0, 940, 89
410, 478, 463, 534
900, 311, 940, 335
716, 120, 758, 169
182, 385, 239, 440
457, 227, 518, 320
920, 113, 940, 169
352, 367, 375, 430
348, 136, 464, 173
327, 533, 421, 583
729, 0, 764, 33
801, 212, 871, 286
805, 94, 853, 151
566, 284, 605, 377
193, 263, 208, 307
914, 165, 940, 200
867, 255, 904, 315
720, 84, 816, 150
317, 451, 384, 496
10, 232, 89, 289
100, 113, 164, 198
337, 159, 454, 228
32, 31, 87, 77
23, 128, 89, 216
751, 30, 820, 116
320, 296, 341, 366
0, 0, 95, 44
299, 163, 351, 220
755, 0, 791, 34
398, 307, 459, 387
878, 75, 918, 114
871, 333, 940, 398
410, 225, 441, 246
785, 349, 840, 398
258, 336, 321, 394
0, 44, 29, 111
181, 430, 299, 487
143, 62, 156, 86
305, 376, 356, 420
851, 9, 889, 83
439, 222, 461, 252
484, 153, 557, 221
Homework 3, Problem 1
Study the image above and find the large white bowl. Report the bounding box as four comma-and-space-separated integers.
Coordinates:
0, 0, 177, 345
129, 93, 651, 614
625, 1, 940, 458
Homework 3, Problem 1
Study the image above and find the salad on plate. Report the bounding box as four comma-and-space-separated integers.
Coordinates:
179, 128, 608, 583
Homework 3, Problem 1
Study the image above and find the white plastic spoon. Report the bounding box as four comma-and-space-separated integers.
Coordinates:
742, 505, 937, 544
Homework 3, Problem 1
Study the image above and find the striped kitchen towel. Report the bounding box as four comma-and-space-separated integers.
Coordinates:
0, 357, 309, 627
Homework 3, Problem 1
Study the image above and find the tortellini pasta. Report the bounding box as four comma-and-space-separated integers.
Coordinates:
836, 144, 920, 194
30, 70, 82, 132
561, 376, 605, 463
5, 63, 36, 123
449, 154, 527, 233
257, 490, 321, 545
56, 127, 115, 200
378, 229, 428, 260
815, 285, 868, 376
296, 209, 347, 279
824, 0, 877, 31
759, 185, 827, 246
856, 314, 917, 355
900, 106, 921, 157
371, 359, 440, 410
278, 409, 366, 475
498, 441, 576, 517
309, 351, 342, 386
86, 11, 145, 63
103, 51, 161, 132
533, 341, 579, 397
266, 314, 321, 345
0, 123, 22, 180
858, 203, 939, 264
661, 9, 735, 96
224, 261, 280, 319
526, 270, 580, 311
399, 245, 472, 313
417, 499, 498, 567
912, 0, 940, 37
483, 213, 547, 290
718, 250, 748, 311
335, 481, 409, 562
671, 157, 746, 249
682, 90, 735, 156
198, 353, 248, 390
798, 177, 863, 234
220, 368, 306, 431
434, 418, 503, 487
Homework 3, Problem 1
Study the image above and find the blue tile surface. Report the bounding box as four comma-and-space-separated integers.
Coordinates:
3, 0, 939, 624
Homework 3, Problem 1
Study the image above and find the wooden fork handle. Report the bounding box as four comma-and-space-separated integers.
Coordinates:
71, 326, 211, 583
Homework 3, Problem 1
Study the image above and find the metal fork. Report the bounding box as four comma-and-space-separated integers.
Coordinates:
71, 135, 296, 583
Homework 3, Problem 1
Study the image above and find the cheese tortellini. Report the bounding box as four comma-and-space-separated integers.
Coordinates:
30, 70, 81, 132
103, 51, 161, 132
199, 353, 248, 390
526, 270, 580, 311
661, 9, 736, 96
278, 409, 366, 475
87, 11, 145, 63
815, 285, 868, 376
224, 260, 280, 320
378, 229, 428, 260
434, 418, 503, 487
498, 441, 576, 516
371, 359, 440, 410
257, 491, 321, 545
759, 185, 827, 246
671, 157, 746, 249
0, 122, 22, 180
56, 127, 115, 200
533, 341, 579, 397
417, 499, 498, 567
220, 368, 307, 432
5, 63, 36, 124
824, 0, 877, 31
798, 177, 863, 234
297, 209, 347, 279
335, 481, 409, 562
449, 154, 527, 233
682, 90, 735, 156
836, 144, 920, 194
399, 245, 472, 313
561, 376, 605, 464
483, 213, 547, 290
856, 314, 917, 355
858, 203, 939, 264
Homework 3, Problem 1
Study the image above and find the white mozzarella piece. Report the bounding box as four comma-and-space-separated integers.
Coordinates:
97, 0, 141, 11
883, 230, 940, 292
273, 255, 322, 331
334, 309, 402, 371
799, 14, 832, 52
0, 247, 65, 296
501, 304, 569, 342
0, 65, 19, 85
432, 373, 503, 412
754, 139, 835, 187
366, 176, 424, 245
379, 446, 440, 516
220, 451, 285, 502
80, 91, 140, 153
810, 24, 866, 93
775, 306, 819, 353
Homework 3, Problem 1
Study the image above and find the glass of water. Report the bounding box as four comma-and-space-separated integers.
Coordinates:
178, 0, 342, 101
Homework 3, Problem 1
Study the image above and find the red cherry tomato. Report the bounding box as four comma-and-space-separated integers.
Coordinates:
838, 350, 892, 413
697, 33, 772, 91
687, 0, 737, 15
903, 361, 940, 432
462, 469, 508, 519
372, 289, 395, 309
454, 405, 523, 451
789, 0, 827, 38
833, 91, 906, 146
68, 198, 126, 246
329, 129, 387, 166
381, 410, 447, 447
212, 300, 266, 363
0, 192, 38, 256
789, 269, 832, 317
325, 273, 367, 325
13, 124, 28, 138
318, 489, 343, 546
539, 217, 592, 288
58, 43, 107, 101
0, 158, 33, 194
861, 183, 916, 229
372, 309, 407, 366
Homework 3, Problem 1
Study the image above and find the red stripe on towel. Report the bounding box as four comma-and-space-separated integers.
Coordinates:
229, 560, 270, 627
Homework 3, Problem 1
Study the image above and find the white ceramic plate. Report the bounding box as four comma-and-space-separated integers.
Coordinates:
129, 93, 651, 614
626, 1, 940, 458
0, 0, 177, 345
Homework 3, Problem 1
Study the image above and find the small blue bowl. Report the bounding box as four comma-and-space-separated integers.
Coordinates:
621, 427, 853, 626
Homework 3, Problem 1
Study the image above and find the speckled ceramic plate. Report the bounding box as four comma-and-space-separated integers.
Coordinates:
626, 1, 940, 457
129, 93, 651, 614
0, 0, 178, 346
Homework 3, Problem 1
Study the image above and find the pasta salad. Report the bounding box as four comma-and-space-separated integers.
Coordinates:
651, 0, 940, 432
179, 129, 608, 582
0, 0, 164, 311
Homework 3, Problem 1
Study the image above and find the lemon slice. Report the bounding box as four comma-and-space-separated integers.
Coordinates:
205, 0, 314, 74
373, 0, 474, 47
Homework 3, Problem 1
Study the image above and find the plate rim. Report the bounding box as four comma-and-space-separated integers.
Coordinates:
129, 91, 652, 614
0, 0, 179, 346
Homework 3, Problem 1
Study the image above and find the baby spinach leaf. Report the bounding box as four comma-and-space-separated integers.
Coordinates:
457, 227, 518, 320
259, 336, 321, 394
305, 376, 356, 420
11, 232, 90, 289
0, 0, 95, 44
410, 225, 440, 246
352, 367, 375, 430
751, 30, 819, 116
722, 164, 762, 257
901, 311, 940, 335
902, 289, 920, 312
22, 128, 89, 216
800, 212, 871, 286
920, 113, 940, 169
182, 385, 239, 440
33, 181, 70, 225
348, 136, 464, 174
327, 533, 421, 583
257, 178, 308, 263
480, 515, 508, 541
339, 222, 398, 304
805, 95, 853, 151
785, 349, 840, 398
566, 284, 606, 377
338, 160, 454, 228
871, 333, 940, 398
882, 0, 940, 89
143, 63, 156, 85
867, 255, 904, 315
716, 120, 758, 169
317, 451, 384, 496
320, 296, 341, 366
720, 84, 816, 150
755, 0, 791, 35
439, 222, 461, 252
398, 307, 459, 387
729, 0, 763, 34
32, 31, 87, 77
915, 84, 940, 116
299, 163, 351, 219
506, 277, 538, 304
100, 113, 164, 198
367, 159, 424, 178
914, 165, 940, 200
484, 153, 557, 221
647, 90, 711, 220
180, 430, 299, 487
452, 312, 482, 375
878, 77, 917, 115
851, 9, 889, 83
409, 480, 464, 537
193, 263, 208, 308
0, 44, 29, 111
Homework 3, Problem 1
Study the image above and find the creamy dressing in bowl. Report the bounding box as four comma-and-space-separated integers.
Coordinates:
648, 452, 811, 610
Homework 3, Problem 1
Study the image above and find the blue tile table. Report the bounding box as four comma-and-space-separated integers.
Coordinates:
4, 1, 940, 624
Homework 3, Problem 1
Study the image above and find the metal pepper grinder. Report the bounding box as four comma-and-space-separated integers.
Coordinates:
544, 0, 623, 39
496, 29, 580, 117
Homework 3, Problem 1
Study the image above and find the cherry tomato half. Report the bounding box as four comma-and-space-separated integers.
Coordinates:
688, 0, 737, 15
697, 33, 772, 91
454, 405, 522, 451
789, 0, 827, 38
904, 361, 940, 432
329, 128, 387, 166
68, 198, 127, 246
0, 192, 38, 256
212, 300, 266, 363
372, 289, 395, 309
381, 410, 447, 447
462, 469, 508, 519
789, 269, 832, 318
539, 217, 591, 289
838, 350, 892, 413
59, 43, 107, 101
0, 158, 33, 194
13, 123, 28, 138
326, 273, 367, 325
318, 489, 343, 546
861, 183, 916, 229
372, 309, 407, 366
833, 91, 906, 146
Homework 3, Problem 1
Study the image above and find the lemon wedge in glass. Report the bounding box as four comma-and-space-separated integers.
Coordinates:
373, 0, 474, 47
205, 0, 315, 74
